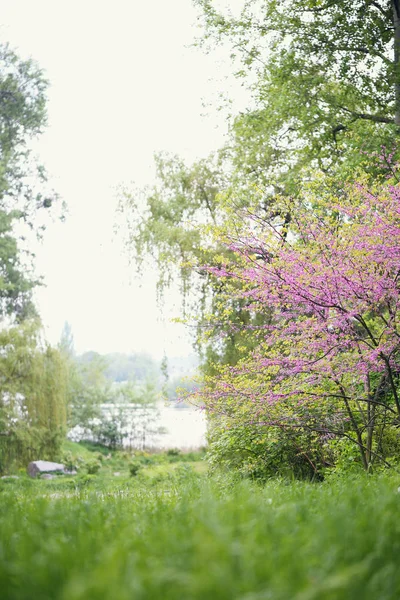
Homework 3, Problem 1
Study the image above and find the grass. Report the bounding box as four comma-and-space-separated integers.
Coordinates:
1, 445, 400, 599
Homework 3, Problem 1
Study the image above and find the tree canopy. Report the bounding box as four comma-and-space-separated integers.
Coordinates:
195, 0, 400, 192
0, 43, 56, 321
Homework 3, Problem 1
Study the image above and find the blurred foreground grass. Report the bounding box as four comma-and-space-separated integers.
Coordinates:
1, 446, 400, 599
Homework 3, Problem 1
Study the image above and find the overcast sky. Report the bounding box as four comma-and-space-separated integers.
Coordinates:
0, 0, 246, 358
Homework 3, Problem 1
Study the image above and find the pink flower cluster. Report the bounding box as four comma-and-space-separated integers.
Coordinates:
196, 182, 400, 466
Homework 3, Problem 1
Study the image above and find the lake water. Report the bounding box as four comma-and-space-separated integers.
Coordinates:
142, 405, 207, 449
69, 404, 207, 450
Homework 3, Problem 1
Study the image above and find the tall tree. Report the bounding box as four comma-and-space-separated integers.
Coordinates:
122, 1, 400, 374
194, 177, 400, 472
0, 43, 57, 321
0, 42, 66, 471
193, 0, 400, 199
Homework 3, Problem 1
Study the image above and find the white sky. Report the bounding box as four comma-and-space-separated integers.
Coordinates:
0, 0, 247, 359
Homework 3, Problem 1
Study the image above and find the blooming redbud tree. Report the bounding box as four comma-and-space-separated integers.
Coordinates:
195, 181, 400, 472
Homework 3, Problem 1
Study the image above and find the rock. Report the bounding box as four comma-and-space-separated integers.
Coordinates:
27, 461, 65, 478
63, 469, 77, 476
113, 472, 121, 477
1, 475, 19, 480
41, 473, 56, 480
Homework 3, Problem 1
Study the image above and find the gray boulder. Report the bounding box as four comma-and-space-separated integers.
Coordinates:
27, 460, 65, 478
40, 473, 56, 480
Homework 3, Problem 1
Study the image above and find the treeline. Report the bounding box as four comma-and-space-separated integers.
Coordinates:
66, 341, 198, 396
58, 327, 199, 449
76, 351, 158, 383
120, 0, 400, 479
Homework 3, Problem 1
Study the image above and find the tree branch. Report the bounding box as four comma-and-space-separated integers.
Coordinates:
337, 105, 394, 124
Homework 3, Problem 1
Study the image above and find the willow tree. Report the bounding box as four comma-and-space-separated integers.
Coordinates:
119, 152, 267, 373
0, 322, 68, 472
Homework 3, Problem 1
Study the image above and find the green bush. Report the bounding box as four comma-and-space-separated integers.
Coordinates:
74, 473, 97, 488
61, 451, 79, 472
207, 422, 328, 481
174, 463, 196, 483
167, 449, 186, 463
129, 461, 142, 477
83, 458, 101, 475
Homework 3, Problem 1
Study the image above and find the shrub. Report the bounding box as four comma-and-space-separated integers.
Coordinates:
61, 451, 78, 472
83, 459, 101, 475
129, 461, 142, 477
167, 448, 181, 457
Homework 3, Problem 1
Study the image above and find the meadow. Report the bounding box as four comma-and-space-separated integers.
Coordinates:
1, 443, 400, 600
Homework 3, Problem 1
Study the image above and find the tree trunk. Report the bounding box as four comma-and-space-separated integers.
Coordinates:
366, 401, 375, 470
393, 0, 400, 127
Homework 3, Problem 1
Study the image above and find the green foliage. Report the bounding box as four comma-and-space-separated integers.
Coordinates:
54, 442, 206, 486
0, 321, 68, 472
166, 447, 181, 457
165, 373, 198, 403
378, 425, 400, 465
92, 418, 122, 450
0, 44, 58, 321
129, 460, 142, 477
83, 458, 102, 475
326, 424, 400, 479
326, 437, 367, 479
63, 347, 111, 432
2, 474, 400, 598
63, 343, 164, 451
73, 473, 97, 488
120, 152, 223, 289
195, 0, 400, 190
207, 419, 330, 481
131, 451, 156, 466
89, 379, 163, 450
119, 152, 269, 374
65, 348, 160, 387
62, 440, 105, 459
63, 340, 165, 450
61, 450, 78, 472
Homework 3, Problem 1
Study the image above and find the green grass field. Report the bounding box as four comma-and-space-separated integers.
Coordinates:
1, 444, 400, 599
